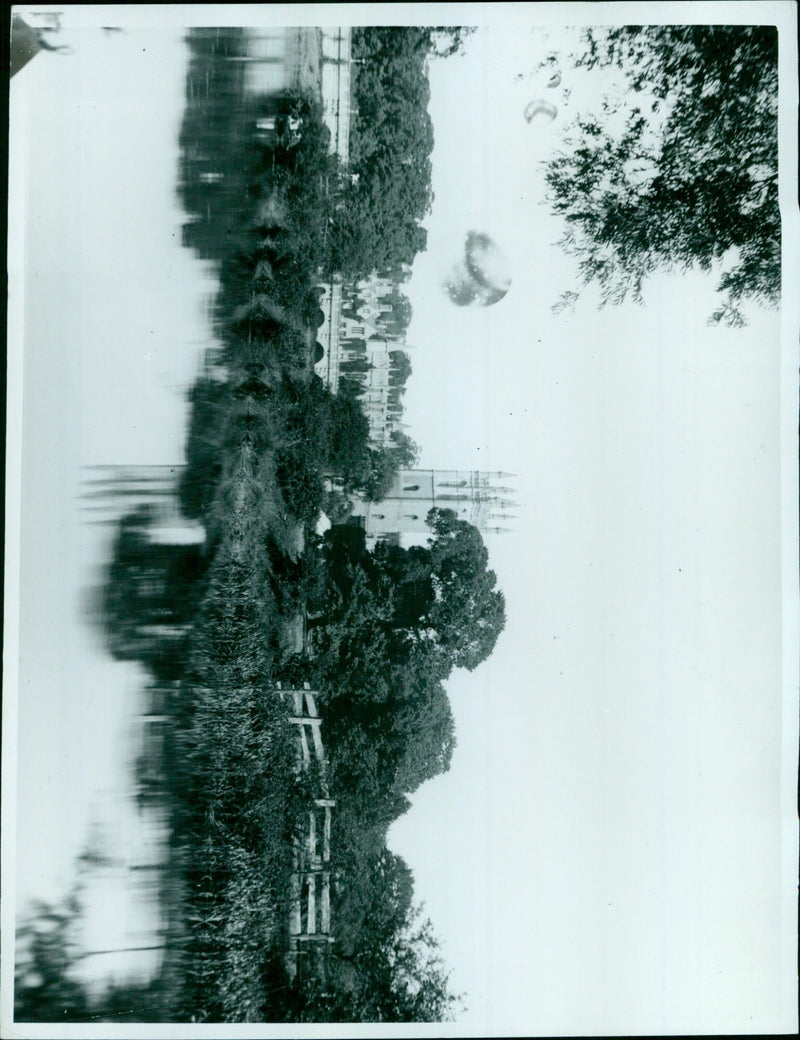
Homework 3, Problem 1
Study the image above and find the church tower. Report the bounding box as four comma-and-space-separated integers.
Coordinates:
349, 469, 517, 545
83, 465, 517, 547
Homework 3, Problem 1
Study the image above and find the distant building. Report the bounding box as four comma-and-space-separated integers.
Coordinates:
346, 469, 517, 546
316, 274, 415, 448
316, 273, 402, 388
83, 465, 516, 549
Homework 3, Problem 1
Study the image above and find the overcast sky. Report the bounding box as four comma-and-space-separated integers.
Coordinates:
389, 12, 797, 1034
4, 4, 798, 1037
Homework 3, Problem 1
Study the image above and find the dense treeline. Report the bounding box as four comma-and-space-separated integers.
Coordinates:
172, 26, 489, 1020
328, 27, 471, 279
288, 508, 504, 1004
17, 26, 492, 1024
173, 29, 496, 1014
328, 28, 433, 277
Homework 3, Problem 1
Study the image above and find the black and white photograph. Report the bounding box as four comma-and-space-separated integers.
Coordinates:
3, 2, 798, 1034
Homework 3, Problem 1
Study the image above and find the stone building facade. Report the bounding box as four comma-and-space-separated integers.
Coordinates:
347, 469, 517, 546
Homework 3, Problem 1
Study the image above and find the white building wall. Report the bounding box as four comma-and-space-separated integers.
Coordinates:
349, 469, 515, 544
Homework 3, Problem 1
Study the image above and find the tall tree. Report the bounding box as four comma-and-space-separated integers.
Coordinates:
345, 898, 461, 1021
389, 350, 413, 388
376, 507, 506, 673
545, 26, 779, 325
386, 428, 419, 467
323, 857, 461, 1023
320, 508, 505, 676
332, 28, 438, 278
390, 678, 456, 797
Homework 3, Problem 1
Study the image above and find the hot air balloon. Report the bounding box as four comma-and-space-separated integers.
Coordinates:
547, 71, 561, 88
442, 231, 512, 308
524, 98, 558, 124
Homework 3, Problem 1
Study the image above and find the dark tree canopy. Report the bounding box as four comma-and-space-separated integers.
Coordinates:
329, 28, 439, 278
353, 431, 419, 503
389, 349, 413, 388
332, 887, 460, 1022
390, 680, 456, 797
373, 508, 506, 672
322, 507, 505, 679
545, 25, 779, 326
287, 854, 461, 1022
387, 428, 419, 467
423, 26, 476, 59
311, 506, 503, 837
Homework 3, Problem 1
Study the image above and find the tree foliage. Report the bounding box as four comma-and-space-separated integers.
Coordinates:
304, 507, 501, 854
329, 869, 461, 1022
329, 28, 439, 278
390, 678, 456, 797
281, 853, 460, 1022
307, 515, 495, 835
545, 25, 779, 325
319, 508, 505, 682
373, 507, 506, 672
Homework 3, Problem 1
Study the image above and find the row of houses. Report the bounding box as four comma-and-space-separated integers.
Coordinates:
315, 272, 416, 447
